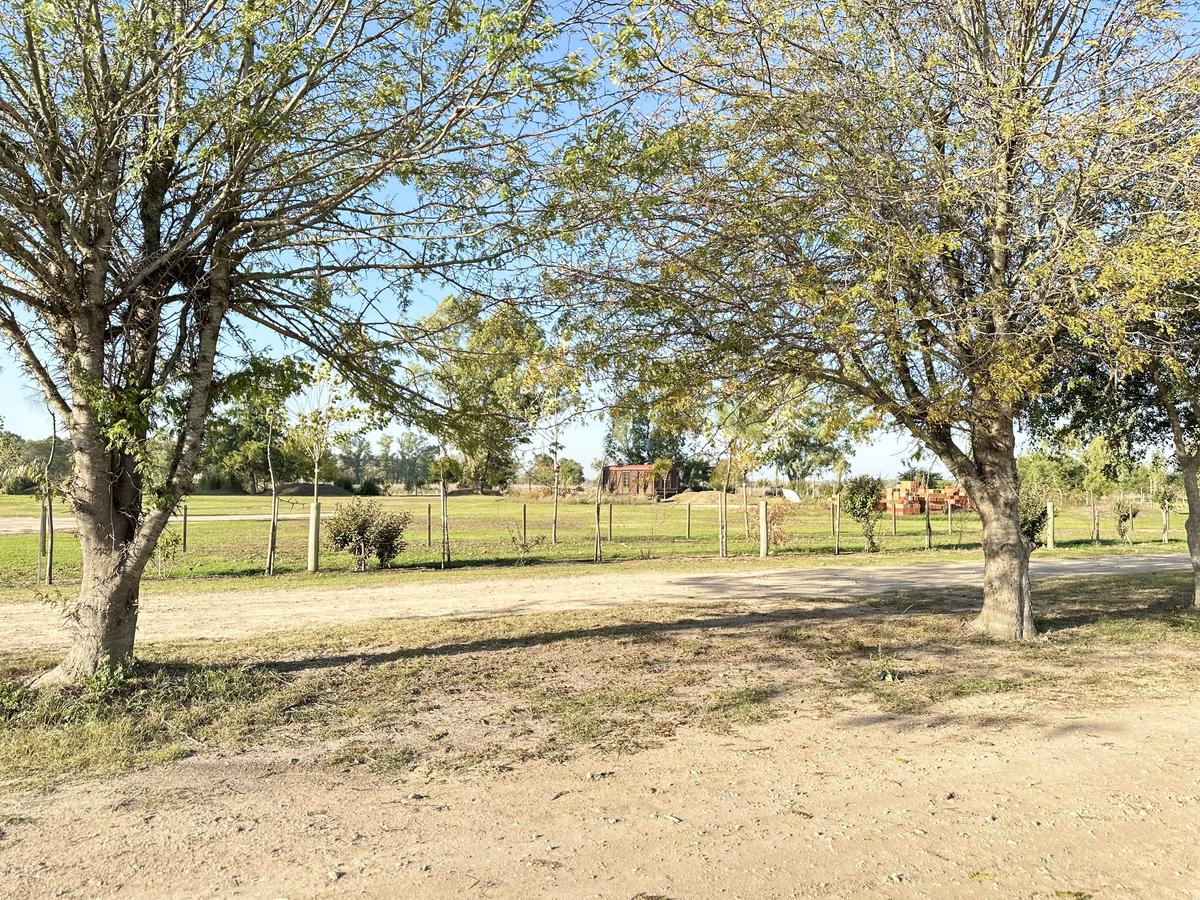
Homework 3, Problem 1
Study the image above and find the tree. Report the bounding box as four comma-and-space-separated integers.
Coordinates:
771, 416, 852, 496
896, 467, 946, 490
604, 409, 687, 465
841, 475, 884, 553
550, 0, 1200, 639
559, 459, 585, 487
651, 457, 675, 500
1017, 453, 1083, 508
0, 0, 586, 684
1032, 296, 1200, 601
336, 435, 373, 486
423, 298, 548, 493
288, 368, 364, 503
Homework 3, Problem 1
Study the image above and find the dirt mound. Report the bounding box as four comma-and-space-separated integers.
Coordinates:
277, 482, 354, 497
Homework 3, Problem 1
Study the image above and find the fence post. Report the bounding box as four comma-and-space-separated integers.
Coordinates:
307, 501, 320, 572
923, 501, 932, 550
523, 502, 528, 544
594, 498, 603, 562
891, 503, 897, 538
37, 501, 47, 583
182, 503, 189, 553
717, 494, 724, 557
1046, 501, 1056, 550
608, 502, 613, 541
1163, 504, 1170, 544
441, 483, 450, 568
427, 503, 432, 547
834, 496, 841, 556
947, 501, 953, 536
267, 494, 278, 576
45, 497, 54, 586
686, 502, 692, 540
759, 500, 768, 558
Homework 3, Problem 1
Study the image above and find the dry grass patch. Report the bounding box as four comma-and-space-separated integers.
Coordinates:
1, 572, 1198, 786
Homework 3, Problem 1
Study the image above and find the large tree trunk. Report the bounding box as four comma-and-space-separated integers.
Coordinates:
35, 446, 170, 686
942, 412, 1037, 640
972, 490, 1036, 639
1182, 460, 1200, 609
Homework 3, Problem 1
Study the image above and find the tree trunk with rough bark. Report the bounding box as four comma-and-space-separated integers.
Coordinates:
972, 489, 1036, 640
1182, 460, 1200, 609
37, 446, 173, 686
939, 413, 1037, 641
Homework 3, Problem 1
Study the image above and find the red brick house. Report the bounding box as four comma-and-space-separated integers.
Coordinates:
602, 463, 681, 498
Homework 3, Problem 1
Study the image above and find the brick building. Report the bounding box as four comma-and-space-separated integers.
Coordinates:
601, 463, 681, 499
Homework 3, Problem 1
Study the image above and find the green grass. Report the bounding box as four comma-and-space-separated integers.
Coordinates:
2, 570, 1197, 786
0, 493, 1189, 601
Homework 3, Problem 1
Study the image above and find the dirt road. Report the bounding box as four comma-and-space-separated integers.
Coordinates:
3, 694, 1197, 898
2, 553, 1189, 653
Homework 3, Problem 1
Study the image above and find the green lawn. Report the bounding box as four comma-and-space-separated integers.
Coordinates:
0, 492, 1188, 600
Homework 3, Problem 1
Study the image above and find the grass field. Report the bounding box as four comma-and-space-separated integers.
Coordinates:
0, 492, 1188, 599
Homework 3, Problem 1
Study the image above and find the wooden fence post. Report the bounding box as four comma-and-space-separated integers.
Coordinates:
1046, 501, 1056, 550
947, 501, 953, 536
608, 502, 613, 541
758, 500, 768, 558
891, 503, 897, 538
523, 503, 528, 544
45, 497, 54, 586
686, 502, 692, 540
37, 502, 47, 583
266, 494, 278, 576
307, 501, 320, 572
427, 503, 432, 547
834, 497, 841, 556
1163, 504, 1170, 544
440, 480, 451, 568
182, 503, 189, 552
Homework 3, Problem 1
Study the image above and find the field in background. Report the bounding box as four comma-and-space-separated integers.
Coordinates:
0, 492, 1188, 596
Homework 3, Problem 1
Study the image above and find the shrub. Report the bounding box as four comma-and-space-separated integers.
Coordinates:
0, 471, 38, 494
841, 475, 885, 552
358, 479, 382, 497
1114, 499, 1140, 544
1018, 487, 1050, 546
326, 499, 411, 570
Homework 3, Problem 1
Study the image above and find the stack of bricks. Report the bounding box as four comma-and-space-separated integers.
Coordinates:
883, 480, 924, 515
880, 480, 975, 514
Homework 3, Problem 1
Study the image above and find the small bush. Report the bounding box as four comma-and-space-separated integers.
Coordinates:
358, 479, 383, 496
506, 524, 546, 565
1018, 488, 1050, 546
0, 471, 38, 494
841, 475, 885, 552
325, 498, 411, 570
0, 681, 24, 723
1114, 499, 1140, 544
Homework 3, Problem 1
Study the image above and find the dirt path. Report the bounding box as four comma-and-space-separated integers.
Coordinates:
2, 553, 1189, 653
3, 695, 1198, 898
